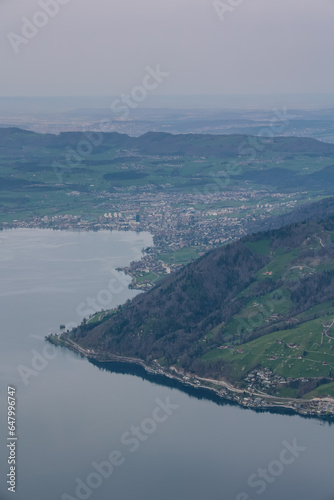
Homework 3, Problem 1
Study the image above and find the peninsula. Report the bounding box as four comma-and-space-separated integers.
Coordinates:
48, 209, 334, 418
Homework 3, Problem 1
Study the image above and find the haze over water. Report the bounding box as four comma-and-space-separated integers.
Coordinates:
0, 229, 333, 500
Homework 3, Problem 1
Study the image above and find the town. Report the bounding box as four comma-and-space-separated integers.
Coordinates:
1, 184, 302, 288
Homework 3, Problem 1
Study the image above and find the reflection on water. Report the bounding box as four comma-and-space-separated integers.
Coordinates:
89, 359, 334, 425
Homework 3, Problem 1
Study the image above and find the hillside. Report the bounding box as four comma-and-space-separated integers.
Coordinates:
64, 214, 334, 404
1, 129, 334, 207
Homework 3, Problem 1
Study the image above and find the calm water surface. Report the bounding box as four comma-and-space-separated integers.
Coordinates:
0, 229, 333, 500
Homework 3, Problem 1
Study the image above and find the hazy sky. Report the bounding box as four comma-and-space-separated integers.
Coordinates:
1, 0, 334, 97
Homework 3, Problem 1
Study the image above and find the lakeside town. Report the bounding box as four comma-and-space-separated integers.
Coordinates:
1, 185, 303, 288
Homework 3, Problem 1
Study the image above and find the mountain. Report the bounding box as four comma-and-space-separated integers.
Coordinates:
63, 210, 334, 405
2, 127, 334, 156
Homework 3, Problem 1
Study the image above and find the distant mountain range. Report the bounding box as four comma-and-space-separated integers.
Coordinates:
1, 127, 334, 196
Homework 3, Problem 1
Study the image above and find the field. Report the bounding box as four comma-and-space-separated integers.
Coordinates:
203, 315, 334, 377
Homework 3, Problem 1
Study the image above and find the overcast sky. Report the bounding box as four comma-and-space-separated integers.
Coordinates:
1, 0, 334, 97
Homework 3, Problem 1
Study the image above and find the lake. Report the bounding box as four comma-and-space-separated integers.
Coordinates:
0, 229, 333, 500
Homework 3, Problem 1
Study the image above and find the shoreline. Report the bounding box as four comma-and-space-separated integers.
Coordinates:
47, 333, 334, 420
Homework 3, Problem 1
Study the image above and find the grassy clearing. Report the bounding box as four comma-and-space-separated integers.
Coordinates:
203, 314, 334, 380
303, 382, 334, 399
159, 247, 201, 265
87, 310, 115, 325
223, 287, 292, 339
